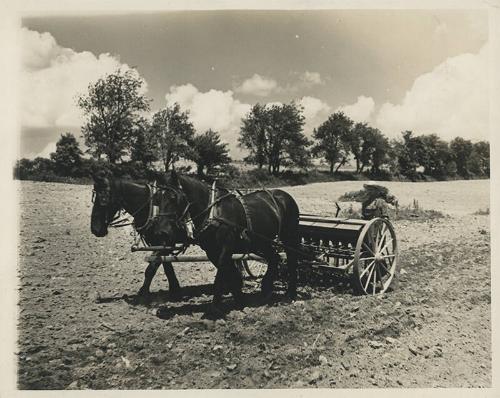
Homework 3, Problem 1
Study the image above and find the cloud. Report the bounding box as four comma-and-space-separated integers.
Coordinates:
299, 96, 331, 136
299, 71, 323, 86
165, 84, 251, 158
24, 141, 57, 160
234, 74, 278, 97
375, 43, 489, 141
21, 27, 134, 128
335, 95, 375, 123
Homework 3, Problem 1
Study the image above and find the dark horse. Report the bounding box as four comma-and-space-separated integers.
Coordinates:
154, 170, 300, 316
90, 169, 182, 299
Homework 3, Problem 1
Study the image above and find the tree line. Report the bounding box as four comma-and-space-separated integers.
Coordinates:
15, 69, 490, 183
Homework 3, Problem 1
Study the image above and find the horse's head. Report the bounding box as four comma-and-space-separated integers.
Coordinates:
152, 169, 191, 246
90, 169, 122, 237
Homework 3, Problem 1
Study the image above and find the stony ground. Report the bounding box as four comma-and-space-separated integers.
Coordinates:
16, 179, 490, 389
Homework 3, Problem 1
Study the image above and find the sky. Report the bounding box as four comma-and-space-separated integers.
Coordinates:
20, 9, 489, 159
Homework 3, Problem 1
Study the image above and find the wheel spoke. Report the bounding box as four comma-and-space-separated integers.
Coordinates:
364, 261, 376, 291
378, 260, 392, 275
377, 227, 388, 253
376, 224, 387, 251
372, 266, 377, 295
359, 256, 376, 261
363, 242, 375, 256
379, 237, 394, 255
360, 260, 376, 278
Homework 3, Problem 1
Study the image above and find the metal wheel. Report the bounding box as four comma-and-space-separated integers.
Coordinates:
352, 218, 398, 295
236, 259, 268, 280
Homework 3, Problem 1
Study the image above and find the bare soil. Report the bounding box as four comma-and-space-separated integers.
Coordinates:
16, 179, 490, 389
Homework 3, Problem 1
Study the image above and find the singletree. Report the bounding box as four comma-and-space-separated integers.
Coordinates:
312, 112, 353, 174
77, 68, 150, 163
149, 103, 195, 172
50, 133, 83, 176
191, 129, 231, 177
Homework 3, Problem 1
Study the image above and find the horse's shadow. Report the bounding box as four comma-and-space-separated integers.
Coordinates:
95, 273, 354, 320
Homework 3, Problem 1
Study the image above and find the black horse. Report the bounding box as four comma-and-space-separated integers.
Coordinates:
90, 169, 182, 299
155, 169, 301, 316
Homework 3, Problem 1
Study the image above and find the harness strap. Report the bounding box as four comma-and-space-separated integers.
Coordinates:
134, 184, 155, 232
234, 195, 253, 234
263, 189, 282, 236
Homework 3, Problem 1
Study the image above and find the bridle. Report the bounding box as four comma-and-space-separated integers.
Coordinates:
91, 180, 152, 230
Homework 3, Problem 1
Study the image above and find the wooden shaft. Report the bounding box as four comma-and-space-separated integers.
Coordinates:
145, 253, 286, 263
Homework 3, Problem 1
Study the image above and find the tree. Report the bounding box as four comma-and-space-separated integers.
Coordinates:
50, 133, 82, 176
468, 141, 490, 176
450, 137, 473, 177
393, 131, 427, 177
14, 159, 34, 180
130, 117, 157, 167
149, 103, 195, 172
77, 68, 150, 163
346, 122, 365, 173
355, 124, 390, 174
239, 104, 268, 169
312, 112, 353, 174
191, 130, 231, 177
239, 102, 310, 174
418, 134, 451, 177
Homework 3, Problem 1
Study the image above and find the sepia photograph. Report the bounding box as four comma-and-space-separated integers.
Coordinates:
2, 0, 498, 393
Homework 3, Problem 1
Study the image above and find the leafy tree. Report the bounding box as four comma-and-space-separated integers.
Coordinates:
419, 134, 451, 177
239, 103, 268, 169
468, 141, 489, 176
393, 131, 427, 178
31, 157, 54, 175
14, 158, 34, 179
356, 125, 390, 174
149, 103, 195, 172
130, 117, 157, 167
345, 122, 364, 173
191, 129, 231, 177
450, 137, 474, 177
312, 112, 353, 174
77, 68, 150, 163
239, 102, 310, 174
50, 133, 82, 176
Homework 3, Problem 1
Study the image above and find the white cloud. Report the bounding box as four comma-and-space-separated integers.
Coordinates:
21, 27, 134, 128
335, 95, 375, 123
234, 74, 278, 97
299, 71, 323, 86
165, 84, 251, 158
299, 96, 331, 136
375, 43, 489, 141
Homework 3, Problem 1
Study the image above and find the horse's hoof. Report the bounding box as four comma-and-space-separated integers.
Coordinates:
260, 289, 274, 304
285, 290, 297, 301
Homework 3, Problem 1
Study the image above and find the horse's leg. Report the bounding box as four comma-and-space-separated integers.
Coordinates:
284, 246, 298, 300
260, 247, 280, 300
162, 261, 181, 300
137, 255, 161, 296
283, 230, 299, 300
204, 246, 244, 319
